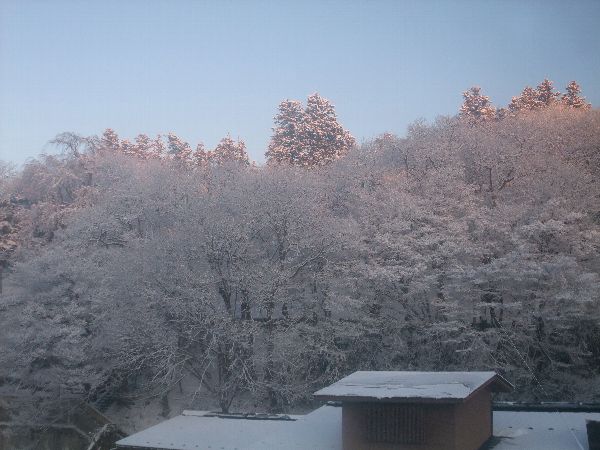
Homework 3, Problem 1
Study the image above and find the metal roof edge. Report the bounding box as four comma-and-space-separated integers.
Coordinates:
493, 401, 600, 413
312, 394, 465, 404
313, 370, 515, 403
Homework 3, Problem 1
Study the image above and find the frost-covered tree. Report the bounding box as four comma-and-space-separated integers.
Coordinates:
508, 86, 540, 113
1, 98, 599, 423
94, 129, 254, 167
0, 162, 17, 294
192, 143, 210, 167
130, 133, 165, 159
120, 138, 135, 157
100, 128, 121, 153
562, 81, 591, 109
460, 86, 496, 124
0, 161, 14, 199
267, 93, 355, 167
132, 134, 152, 159
302, 93, 355, 165
211, 136, 250, 166
166, 133, 193, 163
535, 78, 561, 107
508, 79, 561, 114
265, 100, 304, 165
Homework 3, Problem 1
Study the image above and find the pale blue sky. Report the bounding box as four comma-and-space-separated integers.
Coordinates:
1, 0, 599, 164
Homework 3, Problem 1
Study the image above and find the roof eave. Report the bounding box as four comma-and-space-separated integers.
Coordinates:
312, 394, 465, 404
313, 372, 514, 404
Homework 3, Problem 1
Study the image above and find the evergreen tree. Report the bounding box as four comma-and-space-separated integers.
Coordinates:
149, 135, 166, 159
509, 79, 562, 114
192, 143, 210, 167
303, 93, 355, 165
508, 86, 539, 113
266, 100, 305, 165
459, 86, 496, 124
266, 93, 355, 167
211, 136, 249, 165
562, 81, 591, 109
120, 139, 135, 157
535, 78, 560, 107
132, 134, 152, 159
166, 133, 193, 163
100, 128, 121, 152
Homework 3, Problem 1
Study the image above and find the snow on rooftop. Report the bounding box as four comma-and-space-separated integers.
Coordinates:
313, 371, 511, 402
491, 411, 599, 450
247, 404, 342, 450
116, 410, 302, 450
116, 406, 600, 450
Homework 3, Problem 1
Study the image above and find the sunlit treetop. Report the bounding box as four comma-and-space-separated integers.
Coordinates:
95, 129, 251, 167
462, 79, 593, 119
192, 143, 210, 167
459, 86, 497, 125
508, 86, 540, 113
167, 133, 193, 163
561, 81, 591, 109
100, 128, 121, 152
267, 93, 355, 167
131, 134, 152, 160
535, 79, 561, 107
210, 136, 250, 166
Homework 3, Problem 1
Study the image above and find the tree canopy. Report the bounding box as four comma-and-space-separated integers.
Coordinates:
0, 83, 598, 426
266, 93, 355, 167
460, 79, 591, 120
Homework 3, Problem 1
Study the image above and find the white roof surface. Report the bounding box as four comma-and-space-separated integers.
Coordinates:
116, 406, 600, 450
116, 410, 302, 450
492, 411, 598, 450
313, 371, 510, 402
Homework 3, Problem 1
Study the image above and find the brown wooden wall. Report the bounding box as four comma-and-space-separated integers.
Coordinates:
453, 389, 492, 450
341, 388, 493, 450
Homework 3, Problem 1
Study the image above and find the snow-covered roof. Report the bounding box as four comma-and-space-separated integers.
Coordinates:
492, 410, 597, 450
116, 406, 600, 450
246, 404, 341, 450
116, 410, 303, 450
313, 370, 513, 403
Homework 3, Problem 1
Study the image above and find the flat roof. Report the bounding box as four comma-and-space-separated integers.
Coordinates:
313, 371, 513, 403
116, 410, 302, 450
116, 406, 600, 450
490, 411, 597, 450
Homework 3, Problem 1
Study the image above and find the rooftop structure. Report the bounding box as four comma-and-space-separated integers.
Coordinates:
115, 371, 599, 450
115, 405, 600, 450
313, 371, 513, 403
314, 371, 513, 450
116, 410, 305, 450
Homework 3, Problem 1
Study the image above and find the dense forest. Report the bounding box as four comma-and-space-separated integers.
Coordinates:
0, 80, 599, 422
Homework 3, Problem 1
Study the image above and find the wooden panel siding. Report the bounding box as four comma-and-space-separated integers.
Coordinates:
365, 404, 425, 444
